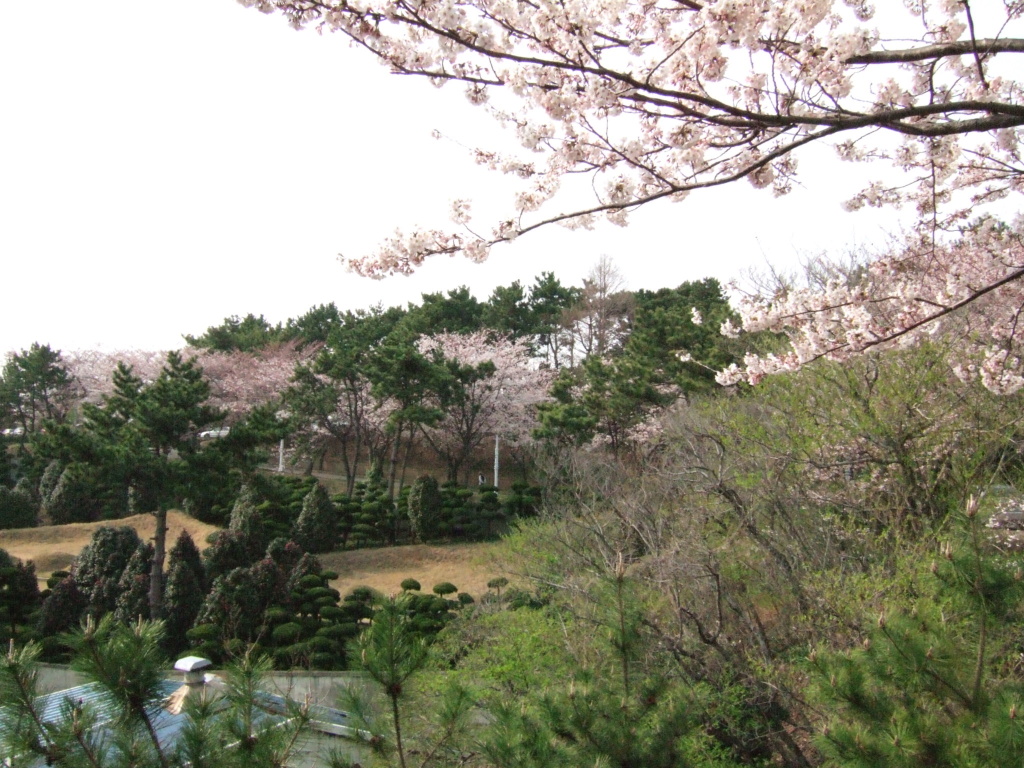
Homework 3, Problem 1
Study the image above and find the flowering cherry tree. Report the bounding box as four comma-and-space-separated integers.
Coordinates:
193, 341, 313, 417
66, 344, 310, 417
243, 0, 1024, 387
418, 331, 552, 481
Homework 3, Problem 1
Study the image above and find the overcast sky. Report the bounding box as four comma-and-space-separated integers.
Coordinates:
0, 1, 903, 357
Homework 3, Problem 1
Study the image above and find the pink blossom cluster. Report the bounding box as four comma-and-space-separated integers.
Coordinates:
65, 343, 313, 417
193, 342, 315, 416
720, 223, 1024, 392
244, 0, 1024, 283
417, 331, 553, 448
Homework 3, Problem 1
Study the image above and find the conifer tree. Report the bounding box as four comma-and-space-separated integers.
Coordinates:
168, 529, 206, 592
73, 526, 144, 618
291, 482, 337, 554
0, 484, 36, 529
113, 543, 153, 624
0, 548, 40, 643
163, 557, 204, 656
811, 498, 1024, 768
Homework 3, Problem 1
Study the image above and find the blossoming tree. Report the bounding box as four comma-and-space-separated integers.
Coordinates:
418, 331, 552, 482
245, 0, 1024, 387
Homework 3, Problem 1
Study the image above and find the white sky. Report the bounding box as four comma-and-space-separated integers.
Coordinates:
0, 1, 903, 357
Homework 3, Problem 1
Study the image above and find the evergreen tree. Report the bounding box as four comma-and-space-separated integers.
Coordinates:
355, 595, 431, 768
291, 482, 337, 554
811, 500, 1024, 768
35, 575, 87, 653
46, 464, 101, 524
228, 492, 264, 558
191, 560, 288, 659
406, 474, 442, 543
204, 530, 254, 584
73, 526, 144, 618
0, 484, 37, 529
264, 537, 305, 573
168, 529, 206, 592
163, 558, 204, 656
113, 543, 154, 624
0, 548, 40, 643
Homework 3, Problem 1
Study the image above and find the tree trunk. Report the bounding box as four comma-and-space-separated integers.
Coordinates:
387, 420, 403, 500
148, 506, 167, 619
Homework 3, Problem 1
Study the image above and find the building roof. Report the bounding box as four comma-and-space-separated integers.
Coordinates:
2, 674, 363, 767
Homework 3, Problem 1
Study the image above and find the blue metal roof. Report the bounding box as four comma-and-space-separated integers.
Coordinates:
1, 678, 356, 766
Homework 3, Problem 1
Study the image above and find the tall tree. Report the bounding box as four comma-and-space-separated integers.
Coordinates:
367, 332, 449, 501
559, 257, 633, 367
285, 306, 403, 492
183, 313, 284, 352
418, 332, 552, 482
0, 344, 79, 442
528, 272, 581, 370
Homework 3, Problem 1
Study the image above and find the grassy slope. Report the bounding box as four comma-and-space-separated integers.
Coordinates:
0, 514, 507, 600
0, 511, 221, 581
320, 542, 507, 601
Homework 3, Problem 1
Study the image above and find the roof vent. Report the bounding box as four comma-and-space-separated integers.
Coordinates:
174, 656, 213, 686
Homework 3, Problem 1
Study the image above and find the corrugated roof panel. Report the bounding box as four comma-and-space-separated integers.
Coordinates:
1, 678, 355, 767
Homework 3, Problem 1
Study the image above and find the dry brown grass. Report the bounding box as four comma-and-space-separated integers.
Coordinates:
0, 511, 512, 601
0, 511, 220, 582
320, 542, 509, 600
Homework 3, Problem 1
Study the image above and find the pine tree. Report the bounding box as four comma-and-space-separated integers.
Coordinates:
74, 526, 144, 618
0, 548, 40, 643
811, 498, 1024, 768
291, 482, 337, 554
162, 558, 204, 656
0, 484, 37, 529
113, 543, 154, 624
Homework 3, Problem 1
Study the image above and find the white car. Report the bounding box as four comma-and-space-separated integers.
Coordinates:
198, 426, 230, 440
2, 426, 25, 437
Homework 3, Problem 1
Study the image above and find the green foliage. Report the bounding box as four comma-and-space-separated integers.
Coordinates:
337, 476, 397, 548
0, 343, 77, 441
401, 286, 483, 336
191, 560, 288, 660
184, 312, 285, 352
811, 506, 1024, 768
113, 542, 154, 624
432, 582, 458, 597
35, 574, 86, 649
0, 483, 36, 529
264, 553, 347, 669
44, 463, 102, 524
0, 548, 40, 644
163, 557, 204, 656
73, 526, 145, 618
406, 474, 442, 543
355, 595, 432, 768
292, 482, 338, 553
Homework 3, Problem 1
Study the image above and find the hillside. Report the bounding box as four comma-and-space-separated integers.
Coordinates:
0, 515, 508, 600
319, 542, 507, 600
0, 511, 220, 582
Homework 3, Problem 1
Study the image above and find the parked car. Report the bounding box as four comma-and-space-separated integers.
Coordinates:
198, 426, 230, 440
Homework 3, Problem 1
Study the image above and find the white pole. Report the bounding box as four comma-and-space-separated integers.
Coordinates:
278, 439, 285, 472
493, 434, 500, 488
